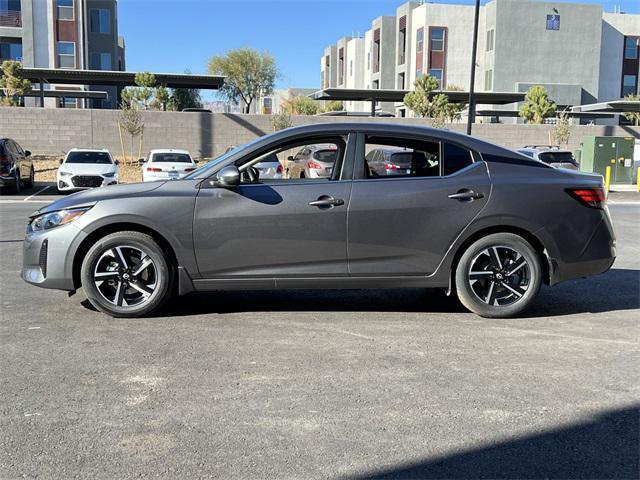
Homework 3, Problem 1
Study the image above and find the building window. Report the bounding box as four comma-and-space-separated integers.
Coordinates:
373, 29, 380, 74
59, 96, 77, 108
90, 9, 111, 34
398, 16, 407, 65
398, 72, 405, 89
486, 29, 494, 52
484, 69, 493, 91
338, 47, 344, 85
349, 59, 353, 77
90, 52, 112, 70
546, 14, 560, 31
367, 51, 371, 70
56, 0, 74, 21
428, 68, 442, 87
622, 75, 637, 97
416, 28, 424, 78
430, 28, 445, 52
624, 37, 638, 60
262, 97, 272, 115
0, 0, 21, 27
0, 38, 22, 61
57, 41, 75, 68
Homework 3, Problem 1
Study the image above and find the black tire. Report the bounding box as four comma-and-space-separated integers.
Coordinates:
80, 231, 174, 318
455, 233, 542, 318
299, 171, 305, 179
11, 170, 20, 194
24, 166, 35, 188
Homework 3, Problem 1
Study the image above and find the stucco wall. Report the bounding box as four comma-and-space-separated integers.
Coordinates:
0, 107, 638, 159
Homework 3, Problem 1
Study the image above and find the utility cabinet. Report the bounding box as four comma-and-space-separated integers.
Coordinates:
580, 136, 635, 184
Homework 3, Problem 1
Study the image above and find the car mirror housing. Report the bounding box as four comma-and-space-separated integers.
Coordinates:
138, 158, 145, 165
287, 156, 294, 162
25, 150, 31, 157
59, 159, 64, 165
213, 165, 240, 188
114, 159, 120, 166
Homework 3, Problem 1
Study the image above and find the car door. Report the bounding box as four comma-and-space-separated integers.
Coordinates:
11, 141, 28, 178
192, 134, 355, 280
347, 132, 491, 276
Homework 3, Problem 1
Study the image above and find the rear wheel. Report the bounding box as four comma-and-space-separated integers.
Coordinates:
455, 233, 542, 318
25, 166, 35, 188
80, 231, 174, 317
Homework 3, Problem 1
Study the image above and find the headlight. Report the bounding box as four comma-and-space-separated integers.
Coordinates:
59, 171, 73, 177
103, 171, 117, 178
28, 207, 91, 233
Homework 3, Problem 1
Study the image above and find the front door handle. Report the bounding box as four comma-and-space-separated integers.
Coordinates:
448, 189, 484, 202
309, 195, 344, 209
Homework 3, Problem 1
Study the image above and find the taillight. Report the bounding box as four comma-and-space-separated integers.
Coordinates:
146, 167, 162, 172
307, 161, 322, 170
384, 163, 400, 170
566, 187, 606, 209
276, 164, 283, 174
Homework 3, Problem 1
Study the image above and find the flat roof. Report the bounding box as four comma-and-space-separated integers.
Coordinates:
1, 89, 108, 99
476, 109, 616, 119
21, 68, 225, 90
310, 88, 525, 105
571, 100, 640, 113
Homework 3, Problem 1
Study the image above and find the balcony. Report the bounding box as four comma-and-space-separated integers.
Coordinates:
0, 10, 21, 27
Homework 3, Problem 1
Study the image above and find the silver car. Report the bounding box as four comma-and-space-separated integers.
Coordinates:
291, 144, 338, 179
22, 123, 615, 319
517, 146, 579, 170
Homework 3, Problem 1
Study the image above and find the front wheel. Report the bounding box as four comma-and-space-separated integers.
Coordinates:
80, 231, 174, 317
25, 166, 35, 188
455, 233, 542, 318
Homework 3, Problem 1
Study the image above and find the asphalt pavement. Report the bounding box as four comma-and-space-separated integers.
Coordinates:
0, 183, 638, 479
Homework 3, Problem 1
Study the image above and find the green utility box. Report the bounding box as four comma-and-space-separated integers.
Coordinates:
580, 136, 635, 184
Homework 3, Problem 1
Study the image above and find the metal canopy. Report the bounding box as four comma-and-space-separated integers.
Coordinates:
1, 90, 108, 99
476, 109, 616, 119
571, 100, 640, 113
309, 88, 525, 105
21, 68, 225, 90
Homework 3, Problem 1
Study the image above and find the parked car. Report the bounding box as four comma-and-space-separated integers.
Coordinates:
141, 149, 197, 182
0, 138, 34, 193
290, 143, 338, 178
57, 149, 118, 193
225, 146, 282, 179
517, 146, 579, 170
365, 147, 440, 177
22, 123, 615, 319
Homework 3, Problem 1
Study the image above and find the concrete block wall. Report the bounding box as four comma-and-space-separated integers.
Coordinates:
0, 107, 638, 160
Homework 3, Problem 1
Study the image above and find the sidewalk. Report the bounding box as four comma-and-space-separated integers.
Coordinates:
607, 191, 640, 203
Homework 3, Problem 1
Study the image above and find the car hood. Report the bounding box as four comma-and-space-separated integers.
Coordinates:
58, 164, 117, 175
34, 181, 165, 216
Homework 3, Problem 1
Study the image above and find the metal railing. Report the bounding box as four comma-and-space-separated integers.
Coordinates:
0, 10, 22, 27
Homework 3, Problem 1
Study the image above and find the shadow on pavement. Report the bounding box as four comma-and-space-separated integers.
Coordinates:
345, 405, 639, 480
153, 268, 638, 317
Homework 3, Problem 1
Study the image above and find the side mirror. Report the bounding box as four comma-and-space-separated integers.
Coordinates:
287, 156, 294, 162
59, 159, 64, 165
138, 158, 145, 165
25, 150, 31, 157
114, 159, 120, 165
213, 165, 240, 187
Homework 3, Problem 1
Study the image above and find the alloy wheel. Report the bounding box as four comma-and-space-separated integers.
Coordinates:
93, 245, 158, 308
467, 245, 531, 307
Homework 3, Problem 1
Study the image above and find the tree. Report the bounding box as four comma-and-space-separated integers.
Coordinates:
0, 60, 32, 106
403, 74, 452, 127
121, 72, 166, 110
153, 85, 171, 111
271, 108, 292, 131
519, 85, 557, 124
284, 95, 319, 115
208, 48, 277, 114
170, 87, 203, 111
553, 108, 572, 147
118, 102, 144, 165
324, 100, 344, 113
442, 84, 466, 123
622, 94, 640, 126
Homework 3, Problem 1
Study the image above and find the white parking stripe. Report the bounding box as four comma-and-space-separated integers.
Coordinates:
23, 186, 49, 201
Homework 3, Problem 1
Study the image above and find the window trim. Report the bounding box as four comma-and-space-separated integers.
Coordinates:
56, 0, 75, 21
57, 41, 76, 69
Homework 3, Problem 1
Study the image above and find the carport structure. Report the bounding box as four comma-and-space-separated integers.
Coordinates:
309, 88, 526, 118
18, 68, 225, 108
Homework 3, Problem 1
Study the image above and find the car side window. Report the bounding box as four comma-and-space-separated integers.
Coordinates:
364, 135, 440, 179
12, 141, 24, 156
443, 142, 474, 176
5, 141, 17, 157
238, 137, 347, 183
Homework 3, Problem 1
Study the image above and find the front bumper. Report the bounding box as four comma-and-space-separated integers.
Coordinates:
21, 223, 87, 291
57, 175, 118, 191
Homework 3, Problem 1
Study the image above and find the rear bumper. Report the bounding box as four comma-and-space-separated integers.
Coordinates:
549, 214, 616, 285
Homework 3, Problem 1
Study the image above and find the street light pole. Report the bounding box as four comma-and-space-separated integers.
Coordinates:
466, 0, 481, 135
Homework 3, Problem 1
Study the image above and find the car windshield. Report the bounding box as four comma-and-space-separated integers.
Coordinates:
152, 153, 192, 163
313, 149, 338, 163
65, 151, 112, 164
539, 151, 576, 165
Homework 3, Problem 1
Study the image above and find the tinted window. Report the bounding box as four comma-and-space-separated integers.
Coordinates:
443, 143, 473, 176
538, 152, 576, 165
364, 136, 440, 178
518, 150, 534, 158
313, 149, 338, 163
152, 153, 192, 163
65, 151, 112, 164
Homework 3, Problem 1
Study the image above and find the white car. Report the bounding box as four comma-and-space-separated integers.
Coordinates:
141, 149, 197, 182
57, 148, 119, 193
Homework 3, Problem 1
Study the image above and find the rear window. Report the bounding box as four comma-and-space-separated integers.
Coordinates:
389, 151, 414, 166
152, 153, 192, 163
538, 151, 576, 165
443, 143, 474, 176
65, 151, 112, 164
312, 149, 337, 163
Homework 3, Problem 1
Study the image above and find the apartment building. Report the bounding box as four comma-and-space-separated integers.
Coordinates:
0, 0, 125, 108
320, 0, 640, 122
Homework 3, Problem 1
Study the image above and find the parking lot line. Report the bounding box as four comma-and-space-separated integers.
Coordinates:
23, 186, 50, 201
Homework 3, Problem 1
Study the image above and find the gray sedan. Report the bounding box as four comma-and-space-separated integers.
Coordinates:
22, 123, 615, 318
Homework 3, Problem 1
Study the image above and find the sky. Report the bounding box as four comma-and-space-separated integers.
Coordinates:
118, 0, 640, 99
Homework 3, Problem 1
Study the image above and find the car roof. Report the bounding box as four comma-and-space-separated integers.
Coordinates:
67, 148, 111, 153
150, 149, 191, 155
518, 146, 571, 154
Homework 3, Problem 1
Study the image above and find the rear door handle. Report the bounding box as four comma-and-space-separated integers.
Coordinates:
448, 189, 484, 201
309, 195, 344, 209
